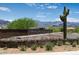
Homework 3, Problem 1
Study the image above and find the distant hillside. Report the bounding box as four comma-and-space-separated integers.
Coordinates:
37, 21, 79, 28
0, 19, 10, 29
0, 19, 9, 25
0, 19, 79, 29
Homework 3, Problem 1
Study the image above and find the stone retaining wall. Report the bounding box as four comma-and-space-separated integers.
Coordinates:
0, 29, 52, 39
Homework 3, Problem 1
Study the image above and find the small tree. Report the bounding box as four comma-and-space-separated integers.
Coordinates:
60, 7, 70, 39
7, 18, 37, 29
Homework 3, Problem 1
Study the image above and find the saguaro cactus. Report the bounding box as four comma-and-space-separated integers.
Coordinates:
60, 6, 69, 39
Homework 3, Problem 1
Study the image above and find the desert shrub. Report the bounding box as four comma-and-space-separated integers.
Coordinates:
65, 41, 71, 45
53, 27, 62, 32
39, 45, 43, 48
47, 26, 53, 32
31, 44, 37, 51
52, 41, 56, 46
75, 27, 79, 33
47, 26, 62, 32
19, 45, 26, 51
72, 42, 77, 47
45, 42, 53, 51
77, 40, 79, 45
57, 40, 63, 46
3, 47, 8, 50
62, 40, 66, 45
68, 40, 73, 45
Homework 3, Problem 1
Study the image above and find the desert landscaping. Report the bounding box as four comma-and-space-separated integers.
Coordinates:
0, 32, 79, 54
0, 3, 79, 54
1, 45, 79, 54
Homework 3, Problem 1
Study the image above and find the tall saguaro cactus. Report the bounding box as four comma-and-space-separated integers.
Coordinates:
60, 6, 69, 39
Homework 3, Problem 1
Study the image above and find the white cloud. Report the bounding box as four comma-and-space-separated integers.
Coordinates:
67, 18, 79, 22
36, 11, 47, 18
37, 11, 44, 15
74, 12, 79, 14
0, 18, 13, 22
39, 4, 44, 7
47, 5, 58, 9
6, 19, 13, 22
71, 11, 79, 14
0, 7, 11, 12
38, 5, 58, 10
25, 3, 37, 7
36, 15, 46, 18
36, 4, 45, 9
25, 3, 58, 10
26, 3, 57, 9
44, 3, 49, 6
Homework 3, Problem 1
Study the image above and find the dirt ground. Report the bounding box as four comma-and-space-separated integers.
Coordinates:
1, 45, 79, 54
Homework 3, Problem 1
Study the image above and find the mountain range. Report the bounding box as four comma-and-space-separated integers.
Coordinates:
37, 21, 79, 28
0, 19, 9, 25
0, 19, 79, 28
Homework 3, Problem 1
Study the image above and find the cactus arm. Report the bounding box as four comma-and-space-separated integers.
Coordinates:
66, 9, 70, 16
60, 15, 63, 22
63, 6, 67, 16
60, 15, 66, 22
63, 6, 69, 16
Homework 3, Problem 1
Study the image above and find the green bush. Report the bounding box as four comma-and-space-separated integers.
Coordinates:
31, 44, 37, 51
45, 42, 53, 51
7, 18, 37, 29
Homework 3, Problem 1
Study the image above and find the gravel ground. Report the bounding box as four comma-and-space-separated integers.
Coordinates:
0, 32, 79, 54
0, 32, 79, 42
67, 33, 79, 40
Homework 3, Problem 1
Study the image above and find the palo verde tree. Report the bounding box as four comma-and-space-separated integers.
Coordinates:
60, 6, 70, 39
7, 18, 37, 29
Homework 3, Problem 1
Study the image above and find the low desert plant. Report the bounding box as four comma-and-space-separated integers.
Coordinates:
3, 47, 8, 50
39, 45, 43, 48
62, 40, 66, 45
68, 40, 73, 45
31, 44, 37, 51
57, 40, 63, 46
51, 41, 56, 45
75, 27, 79, 33
45, 42, 53, 51
77, 40, 79, 45
65, 41, 70, 45
72, 42, 77, 47
19, 45, 26, 51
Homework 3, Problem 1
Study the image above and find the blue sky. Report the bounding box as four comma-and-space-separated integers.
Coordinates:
0, 3, 79, 22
